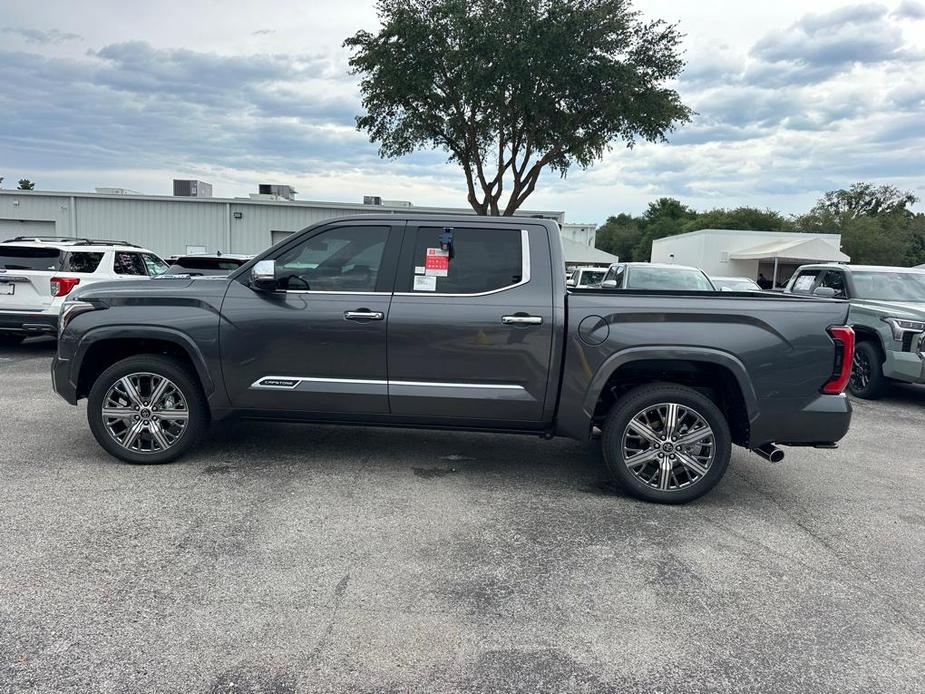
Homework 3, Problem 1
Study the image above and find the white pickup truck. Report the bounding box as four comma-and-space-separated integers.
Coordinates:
0, 237, 169, 344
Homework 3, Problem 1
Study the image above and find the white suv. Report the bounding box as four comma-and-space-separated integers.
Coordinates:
0, 237, 169, 344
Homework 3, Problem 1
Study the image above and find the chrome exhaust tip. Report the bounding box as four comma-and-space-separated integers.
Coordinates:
753, 443, 785, 463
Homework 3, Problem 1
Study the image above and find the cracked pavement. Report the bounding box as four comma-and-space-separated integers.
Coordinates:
1, 338, 923, 693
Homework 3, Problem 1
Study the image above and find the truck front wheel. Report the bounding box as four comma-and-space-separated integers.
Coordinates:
601, 384, 732, 504
87, 355, 208, 464
848, 341, 886, 400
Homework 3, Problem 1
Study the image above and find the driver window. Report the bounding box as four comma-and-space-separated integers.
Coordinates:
819, 271, 847, 298
275, 226, 389, 292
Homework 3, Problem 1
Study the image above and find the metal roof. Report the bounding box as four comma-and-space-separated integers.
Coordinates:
0, 189, 564, 219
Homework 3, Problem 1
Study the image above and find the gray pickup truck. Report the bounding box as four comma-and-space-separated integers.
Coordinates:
52, 216, 854, 503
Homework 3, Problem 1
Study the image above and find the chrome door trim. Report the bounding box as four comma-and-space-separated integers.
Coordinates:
393, 229, 531, 297
250, 376, 525, 391
275, 290, 392, 296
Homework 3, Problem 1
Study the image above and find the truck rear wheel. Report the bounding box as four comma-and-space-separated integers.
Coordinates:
601, 384, 731, 504
87, 355, 208, 464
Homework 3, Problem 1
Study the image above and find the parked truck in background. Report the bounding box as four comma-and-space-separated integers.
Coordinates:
785, 263, 925, 399
52, 216, 854, 503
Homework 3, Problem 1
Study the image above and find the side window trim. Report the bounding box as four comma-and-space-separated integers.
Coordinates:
267, 222, 402, 295
393, 228, 532, 297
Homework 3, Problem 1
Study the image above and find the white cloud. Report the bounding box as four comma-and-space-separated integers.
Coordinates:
0, 0, 922, 221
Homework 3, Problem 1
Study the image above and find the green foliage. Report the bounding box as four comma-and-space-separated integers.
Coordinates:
17, 178, 35, 190
345, 0, 692, 215
597, 182, 923, 266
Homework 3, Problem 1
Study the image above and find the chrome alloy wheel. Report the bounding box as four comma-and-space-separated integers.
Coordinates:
101, 372, 189, 454
622, 402, 715, 492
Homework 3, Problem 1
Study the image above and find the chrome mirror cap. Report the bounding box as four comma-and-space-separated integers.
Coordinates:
250, 259, 277, 290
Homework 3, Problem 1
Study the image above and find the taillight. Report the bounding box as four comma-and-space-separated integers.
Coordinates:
822, 325, 855, 394
50, 276, 80, 297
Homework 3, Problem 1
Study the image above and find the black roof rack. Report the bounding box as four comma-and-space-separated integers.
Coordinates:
3, 236, 84, 243
78, 239, 142, 248
2, 236, 141, 248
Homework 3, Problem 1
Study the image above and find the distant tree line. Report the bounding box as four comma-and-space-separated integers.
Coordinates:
0, 177, 36, 190
596, 182, 925, 267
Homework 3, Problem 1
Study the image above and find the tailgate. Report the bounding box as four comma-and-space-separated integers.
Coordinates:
0, 245, 62, 311
0, 269, 55, 311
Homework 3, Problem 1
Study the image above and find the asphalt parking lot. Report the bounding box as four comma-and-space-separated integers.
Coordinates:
1, 338, 923, 693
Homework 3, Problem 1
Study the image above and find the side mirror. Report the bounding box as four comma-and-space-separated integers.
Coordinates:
566, 278, 576, 287
250, 259, 278, 291
601, 279, 617, 289
813, 286, 837, 298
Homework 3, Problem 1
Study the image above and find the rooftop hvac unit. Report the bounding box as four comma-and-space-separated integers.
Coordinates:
258, 184, 297, 200
173, 180, 213, 198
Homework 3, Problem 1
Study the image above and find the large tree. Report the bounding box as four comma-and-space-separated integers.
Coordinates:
345, 0, 692, 215
805, 182, 919, 225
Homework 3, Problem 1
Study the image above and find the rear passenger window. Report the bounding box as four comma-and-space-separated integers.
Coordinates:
63, 252, 103, 273
790, 270, 820, 294
409, 227, 524, 294
113, 252, 147, 276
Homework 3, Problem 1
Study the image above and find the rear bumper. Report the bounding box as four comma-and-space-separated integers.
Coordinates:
0, 310, 58, 335
51, 356, 78, 405
750, 394, 852, 448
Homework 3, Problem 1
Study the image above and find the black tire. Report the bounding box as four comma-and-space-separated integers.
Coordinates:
601, 384, 732, 504
87, 355, 208, 464
0, 334, 24, 346
848, 340, 886, 400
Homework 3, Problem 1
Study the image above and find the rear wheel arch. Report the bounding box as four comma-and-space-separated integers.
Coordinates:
587, 350, 755, 447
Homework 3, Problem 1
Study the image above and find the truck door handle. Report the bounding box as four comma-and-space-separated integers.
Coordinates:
502, 315, 543, 326
344, 309, 385, 321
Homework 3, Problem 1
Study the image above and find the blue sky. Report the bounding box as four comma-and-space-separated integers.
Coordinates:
1, 0, 923, 223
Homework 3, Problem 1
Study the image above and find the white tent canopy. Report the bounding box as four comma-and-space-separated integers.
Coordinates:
730, 237, 850, 287
729, 237, 850, 263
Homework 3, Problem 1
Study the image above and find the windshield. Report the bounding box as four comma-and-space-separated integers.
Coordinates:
627, 267, 714, 291
578, 270, 605, 285
851, 271, 925, 302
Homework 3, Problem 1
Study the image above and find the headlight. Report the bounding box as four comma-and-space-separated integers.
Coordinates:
882, 317, 925, 341
59, 299, 101, 337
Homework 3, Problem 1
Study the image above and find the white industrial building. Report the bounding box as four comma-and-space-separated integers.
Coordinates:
651, 228, 850, 288
0, 185, 603, 264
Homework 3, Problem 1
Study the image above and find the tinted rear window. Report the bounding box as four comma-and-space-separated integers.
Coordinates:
0, 246, 61, 270
63, 252, 104, 273
174, 257, 246, 271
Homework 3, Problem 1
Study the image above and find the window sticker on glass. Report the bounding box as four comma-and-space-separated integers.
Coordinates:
424, 248, 449, 277
794, 274, 815, 291
414, 266, 426, 275
413, 275, 437, 291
